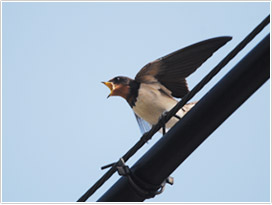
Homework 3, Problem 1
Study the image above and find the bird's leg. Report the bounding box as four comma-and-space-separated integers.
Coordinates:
159, 111, 182, 135
159, 111, 169, 135
161, 115, 166, 135
162, 124, 166, 135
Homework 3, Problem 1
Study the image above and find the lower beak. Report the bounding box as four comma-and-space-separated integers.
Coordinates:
102, 81, 114, 98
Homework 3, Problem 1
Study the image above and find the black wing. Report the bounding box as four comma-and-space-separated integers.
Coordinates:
135, 36, 232, 98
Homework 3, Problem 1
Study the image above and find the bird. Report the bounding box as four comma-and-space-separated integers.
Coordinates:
102, 36, 232, 134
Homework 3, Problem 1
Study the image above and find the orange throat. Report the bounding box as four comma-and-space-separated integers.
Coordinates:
111, 84, 130, 100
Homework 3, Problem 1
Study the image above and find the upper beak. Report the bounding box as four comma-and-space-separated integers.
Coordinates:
102, 81, 114, 98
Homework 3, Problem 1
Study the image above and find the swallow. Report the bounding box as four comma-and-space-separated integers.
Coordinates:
103, 36, 232, 134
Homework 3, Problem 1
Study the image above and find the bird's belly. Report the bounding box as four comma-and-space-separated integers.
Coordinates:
133, 99, 185, 130
133, 98, 166, 125
132, 85, 178, 125
132, 84, 197, 130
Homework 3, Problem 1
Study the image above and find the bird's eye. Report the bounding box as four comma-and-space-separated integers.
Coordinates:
116, 77, 120, 81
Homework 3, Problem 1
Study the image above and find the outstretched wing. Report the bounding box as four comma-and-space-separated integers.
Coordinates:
135, 36, 232, 98
134, 113, 152, 134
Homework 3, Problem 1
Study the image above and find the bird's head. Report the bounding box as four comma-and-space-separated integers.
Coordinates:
102, 76, 132, 99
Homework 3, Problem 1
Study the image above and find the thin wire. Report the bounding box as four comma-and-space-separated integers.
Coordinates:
77, 15, 270, 202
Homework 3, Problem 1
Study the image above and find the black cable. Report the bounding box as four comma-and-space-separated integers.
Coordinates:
77, 14, 270, 202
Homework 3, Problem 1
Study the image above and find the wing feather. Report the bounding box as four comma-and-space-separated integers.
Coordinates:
135, 36, 232, 98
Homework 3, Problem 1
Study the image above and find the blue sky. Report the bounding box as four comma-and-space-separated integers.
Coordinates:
2, 1, 270, 202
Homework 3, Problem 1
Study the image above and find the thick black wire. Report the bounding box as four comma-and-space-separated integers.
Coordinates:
77, 15, 270, 202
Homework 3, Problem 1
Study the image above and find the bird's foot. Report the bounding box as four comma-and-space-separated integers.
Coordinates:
159, 111, 182, 135
159, 111, 169, 135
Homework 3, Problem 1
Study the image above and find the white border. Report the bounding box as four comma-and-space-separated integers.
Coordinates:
0, 1, 270, 204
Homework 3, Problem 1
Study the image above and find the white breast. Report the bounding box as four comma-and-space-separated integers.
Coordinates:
133, 83, 177, 125
133, 83, 196, 130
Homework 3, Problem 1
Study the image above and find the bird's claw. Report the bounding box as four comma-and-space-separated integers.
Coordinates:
159, 111, 169, 135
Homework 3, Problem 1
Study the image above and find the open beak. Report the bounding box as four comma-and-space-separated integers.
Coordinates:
102, 81, 114, 98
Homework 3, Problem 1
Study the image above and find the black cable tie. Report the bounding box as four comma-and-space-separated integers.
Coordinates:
116, 158, 173, 199
116, 158, 130, 176
101, 132, 152, 171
